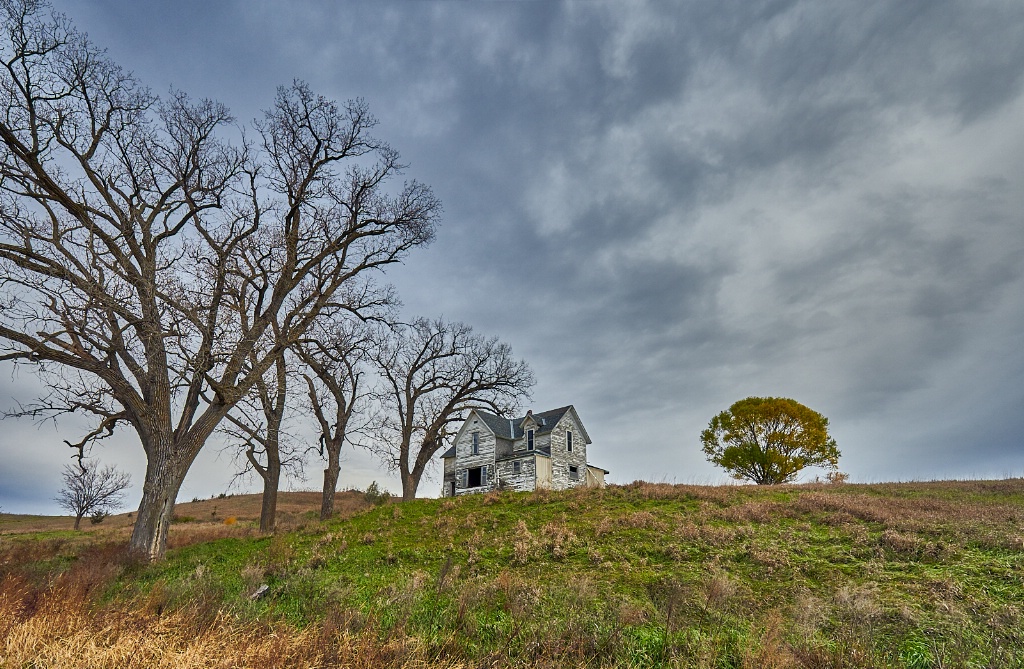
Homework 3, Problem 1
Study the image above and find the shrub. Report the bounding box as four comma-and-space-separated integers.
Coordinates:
364, 481, 391, 506
827, 471, 851, 485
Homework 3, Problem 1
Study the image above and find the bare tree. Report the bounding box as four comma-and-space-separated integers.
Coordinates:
55, 460, 131, 530
0, 2, 439, 559
220, 351, 304, 532
369, 318, 534, 501
297, 315, 374, 519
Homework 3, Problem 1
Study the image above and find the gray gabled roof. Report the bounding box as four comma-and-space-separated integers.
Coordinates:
440, 405, 590, 460
477, 406, 573, 440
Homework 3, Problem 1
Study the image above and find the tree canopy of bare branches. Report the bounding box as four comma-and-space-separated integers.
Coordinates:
370, 318, 534, 500
54, 460, 131, 530
0, 1, 439, 559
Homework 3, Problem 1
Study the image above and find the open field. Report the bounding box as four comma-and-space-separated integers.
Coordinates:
0, 490, 374, 535
2, 480, 1024, 668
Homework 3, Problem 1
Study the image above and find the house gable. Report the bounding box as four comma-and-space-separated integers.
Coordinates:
447, 409, 500, 495
449, 409, 494, 450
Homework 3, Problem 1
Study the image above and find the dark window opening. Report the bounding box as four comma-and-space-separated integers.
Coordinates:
569, 465, 579, 480
468, 467, 482, 487
472, 432, 479, 455
513, 460, 521, 474
527, 429, 535, 451
567, 431, 573, 452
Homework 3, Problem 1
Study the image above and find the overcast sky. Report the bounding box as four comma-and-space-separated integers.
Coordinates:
3, 0, 1024, 515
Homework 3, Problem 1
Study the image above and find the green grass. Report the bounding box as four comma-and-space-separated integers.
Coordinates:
6, 480, 1024, 667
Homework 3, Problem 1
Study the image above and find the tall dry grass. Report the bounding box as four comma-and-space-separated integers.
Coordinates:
0, 539, 462, 669
1, 603, 468, 668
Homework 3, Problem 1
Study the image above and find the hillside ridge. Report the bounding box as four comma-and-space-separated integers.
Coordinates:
3, 479, 1023, 667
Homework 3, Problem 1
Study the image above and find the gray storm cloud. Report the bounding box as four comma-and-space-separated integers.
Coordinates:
2, 0, 1023, 512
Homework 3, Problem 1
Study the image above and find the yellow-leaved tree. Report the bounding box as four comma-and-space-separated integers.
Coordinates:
701, 397, 840, 485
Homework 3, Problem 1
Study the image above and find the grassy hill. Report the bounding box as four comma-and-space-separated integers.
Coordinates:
2, 480, 1023, 668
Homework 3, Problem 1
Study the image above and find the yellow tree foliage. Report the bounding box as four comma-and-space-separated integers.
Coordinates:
701, 397, 840, 485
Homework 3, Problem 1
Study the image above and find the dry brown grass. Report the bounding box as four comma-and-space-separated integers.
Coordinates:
613, 478, 1024, 550
0, 538, 462, 669
172, 490, 371, 524
0, 512, 136, 536
0, 491, 372, 538
1, 602, 466, 668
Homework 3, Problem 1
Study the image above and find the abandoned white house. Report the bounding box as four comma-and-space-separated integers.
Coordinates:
439, 405, 608, 496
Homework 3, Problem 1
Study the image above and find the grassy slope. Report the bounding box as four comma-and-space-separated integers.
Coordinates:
3, 481, 1024, 668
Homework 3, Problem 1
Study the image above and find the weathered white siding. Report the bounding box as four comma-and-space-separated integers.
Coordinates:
495, 456, 536, 492
548, 412, 589, 490
441, 455, 456, 497
511, 420, 550, 456
494, 437, 515, 459
453, 415, 496, 495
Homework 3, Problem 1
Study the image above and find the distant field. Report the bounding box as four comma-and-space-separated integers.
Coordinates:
0, 490, 372, 535
2, 480, 1023, 668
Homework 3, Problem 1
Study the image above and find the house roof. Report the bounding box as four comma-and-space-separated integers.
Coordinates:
496, 448, 551, 462
440, 405, 591, 459
477, 406, 574, 440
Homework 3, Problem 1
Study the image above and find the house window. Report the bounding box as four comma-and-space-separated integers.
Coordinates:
513, 460, 521, 474
569, 465, 579, 480
468, 466, 482, 488
567, 431, 573, 453
472, 432, 479, 455
527, 429, 534, 451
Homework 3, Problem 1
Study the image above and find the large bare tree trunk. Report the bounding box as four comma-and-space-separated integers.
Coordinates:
260, 453, 280, 533
320, 438, 342, 519
129, 424, 211, 559
129, 453, 191, 559
259, 392, 284, 533
401, 470, 417, 502
242, 405, 285, 533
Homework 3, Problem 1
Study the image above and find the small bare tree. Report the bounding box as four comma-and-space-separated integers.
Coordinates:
220, 351, 305, 532
0, 1, 439, 559
55, 460, 131, 530
297, 314, 375, 519
369, 318, 534, 501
